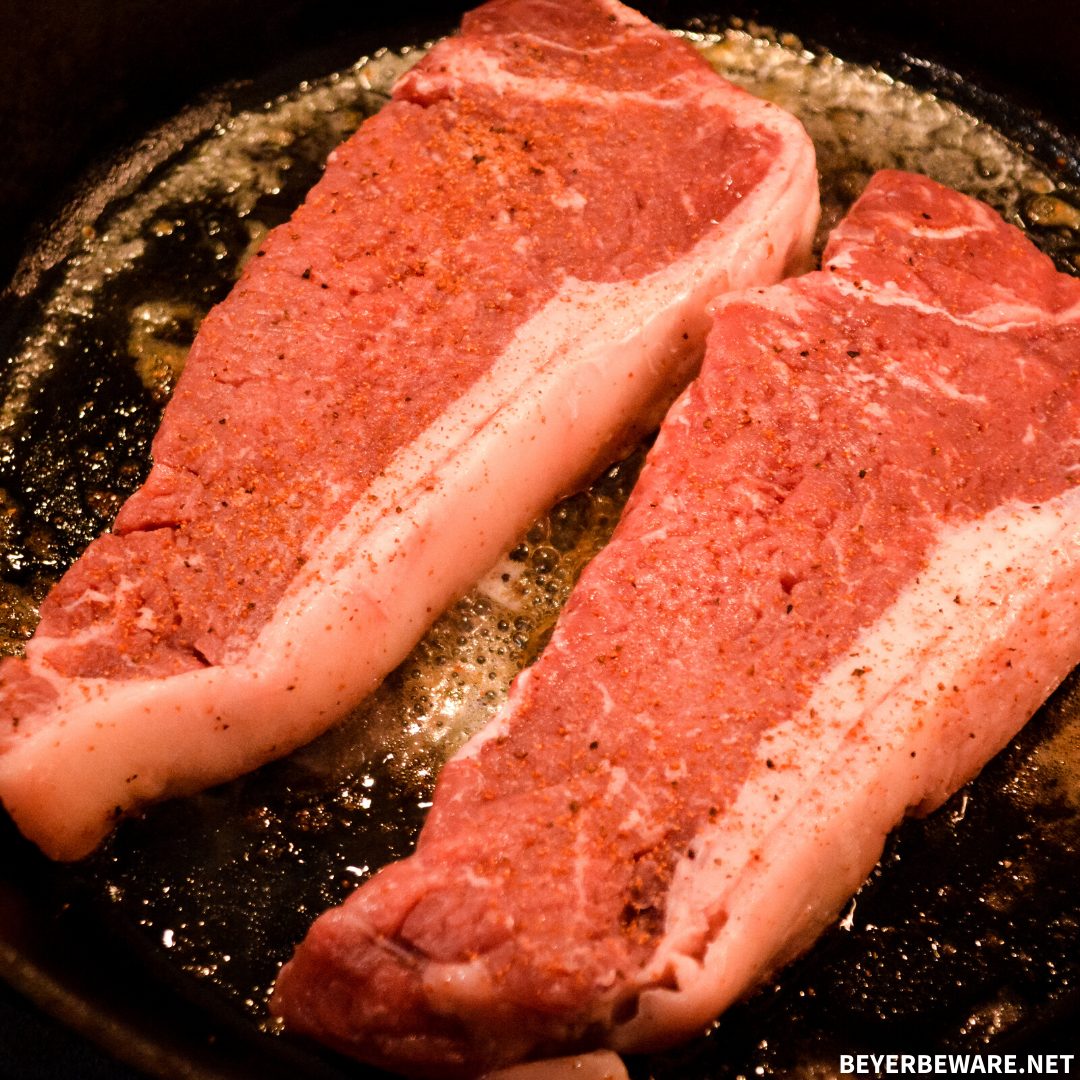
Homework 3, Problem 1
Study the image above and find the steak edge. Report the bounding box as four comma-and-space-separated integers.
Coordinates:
271, 171, 1080, 1076
0, 0, 818, 860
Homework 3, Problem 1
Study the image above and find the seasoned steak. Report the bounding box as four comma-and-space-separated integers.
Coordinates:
0, 0, 817, 860
272, 171, 1080, 1076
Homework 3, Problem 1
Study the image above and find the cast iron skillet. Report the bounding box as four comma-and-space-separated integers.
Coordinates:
2, 3, 1080, 1078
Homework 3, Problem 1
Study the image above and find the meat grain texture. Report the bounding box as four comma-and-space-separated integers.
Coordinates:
272, 171, 1080, 1076
0, 0, 818, 859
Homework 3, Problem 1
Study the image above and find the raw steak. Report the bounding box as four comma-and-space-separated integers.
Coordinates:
272, 171, 1080, 1077
0, 0, 818, 860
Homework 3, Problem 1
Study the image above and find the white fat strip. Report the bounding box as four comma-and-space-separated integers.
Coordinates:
572, 817, 594, 917
611, 488, 1080, 1049
828, 274, 1072, 333
595, 680, 616, 716
403, 19, 812, 150
405, 41, 703, 113
64, 587, 115, 608
850, 195, 999, 245
967, 298, 1080, 328
881, 357, 990, 405
823, 248, 854, 272
29, 577, 144, 657
877, 214, 998, 243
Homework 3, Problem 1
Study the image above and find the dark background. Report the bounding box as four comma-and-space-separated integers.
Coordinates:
0, 1, 1077, 1077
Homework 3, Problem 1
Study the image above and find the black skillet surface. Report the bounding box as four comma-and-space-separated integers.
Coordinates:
2, 3, 1080, 1078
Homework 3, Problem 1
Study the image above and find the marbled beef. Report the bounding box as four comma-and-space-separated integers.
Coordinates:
272, 171, 1080, 1076
0, 0, 818, 859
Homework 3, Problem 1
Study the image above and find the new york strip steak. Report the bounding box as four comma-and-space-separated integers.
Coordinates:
0, 0, 818, 859
272, 171, 1080, 1076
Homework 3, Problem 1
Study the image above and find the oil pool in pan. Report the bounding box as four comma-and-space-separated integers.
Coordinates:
1, 19, 1080, 1078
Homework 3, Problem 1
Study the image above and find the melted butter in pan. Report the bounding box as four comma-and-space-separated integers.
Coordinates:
1, 23, 1079, 1075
